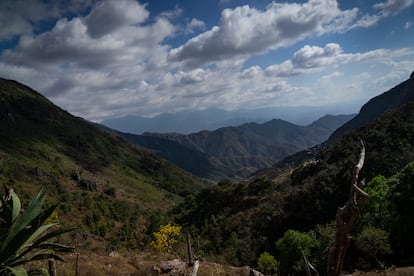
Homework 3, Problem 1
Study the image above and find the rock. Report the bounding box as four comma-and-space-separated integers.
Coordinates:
157, 259, 186, 275
250, 268, 265, 276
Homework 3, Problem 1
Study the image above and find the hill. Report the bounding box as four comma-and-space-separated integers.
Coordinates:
173, 96, 414, 270
0, 78, 208, 251
137, 114, 353, 179
329, 75, 414, 141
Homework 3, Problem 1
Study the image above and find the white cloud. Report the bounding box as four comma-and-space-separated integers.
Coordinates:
185, 18, 206, 34
405, 21, 413, 29
0, 1, 414, 122
374, 0, 414, 15
351, 0, 413, 29
84, 0, 149, 38
265, 43, 389, 77
168, 0, 359, 68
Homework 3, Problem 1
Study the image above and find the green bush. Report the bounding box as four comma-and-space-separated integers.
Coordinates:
257, 251, 279, 275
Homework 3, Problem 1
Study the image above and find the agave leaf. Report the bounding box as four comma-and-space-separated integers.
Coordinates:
3, 265, 28, 276
36, 242, 76, 253
23, 223, 58, 250
0, 189, 50, 262
12, 223, 58, 260
31, 227, 77, 247
10, 189, 21, 223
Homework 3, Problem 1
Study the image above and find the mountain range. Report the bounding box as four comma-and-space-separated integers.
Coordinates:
120, 114, 353, 180
101, 104, 357, 134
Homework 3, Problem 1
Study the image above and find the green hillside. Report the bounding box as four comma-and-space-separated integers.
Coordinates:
0, 78, 208, 250
173, 101, 414, 270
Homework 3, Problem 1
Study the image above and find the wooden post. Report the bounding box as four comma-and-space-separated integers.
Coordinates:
327, 139, 369, 276
190, 260, 200, 276
48, 258, 56, 276
187, 232, 194, 265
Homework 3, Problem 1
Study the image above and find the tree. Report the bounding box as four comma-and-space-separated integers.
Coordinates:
355, 226, 392, 270
150, 223, 182, 253
276, 229, 318, 275
327, 140, 368, 276
0, 188, 76, 275
257, 251, 279, 275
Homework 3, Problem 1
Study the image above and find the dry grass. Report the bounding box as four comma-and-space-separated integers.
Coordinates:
29, 249, 414, 276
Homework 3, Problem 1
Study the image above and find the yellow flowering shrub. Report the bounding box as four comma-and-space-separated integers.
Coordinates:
150, 223, 182, 253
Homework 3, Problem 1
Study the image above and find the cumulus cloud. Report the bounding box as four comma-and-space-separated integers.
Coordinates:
168, 0, 358, 67
2, 2, 175, 70
0, 0, 99, 41
185, 18, 206, 34
0, 1, 413, 122
84, 0, 149, 38
265, 43, 388, 77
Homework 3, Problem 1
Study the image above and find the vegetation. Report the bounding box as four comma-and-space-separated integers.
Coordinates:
257, 252, 279, 275
0, 187, 75, 275
150, 223, 182, 253
0, 78, 208, 253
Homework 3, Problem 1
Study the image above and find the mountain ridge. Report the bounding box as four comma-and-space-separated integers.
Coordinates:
0, 77, 207, 250
122, 113, 353, 179
329, 76, 414, 141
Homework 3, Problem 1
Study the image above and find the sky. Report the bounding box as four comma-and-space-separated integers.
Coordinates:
0, 0, 413, 122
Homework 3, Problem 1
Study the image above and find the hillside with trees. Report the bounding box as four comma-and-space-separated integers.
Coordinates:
172, 99, 414, 273
0, 78, 208, 254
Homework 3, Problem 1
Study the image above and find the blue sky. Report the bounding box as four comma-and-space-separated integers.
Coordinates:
0, 0, 413, 122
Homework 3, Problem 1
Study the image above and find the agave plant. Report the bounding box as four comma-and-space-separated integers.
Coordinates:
0, 187, 76, 275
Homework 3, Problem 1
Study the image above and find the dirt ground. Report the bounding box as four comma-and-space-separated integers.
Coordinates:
33, 251, 414, 276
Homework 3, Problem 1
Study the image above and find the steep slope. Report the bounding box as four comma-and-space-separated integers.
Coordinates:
0, 78, 207, 250
141, 115, 353, 179
174, 101, 414, 268
329, 75, 414, 141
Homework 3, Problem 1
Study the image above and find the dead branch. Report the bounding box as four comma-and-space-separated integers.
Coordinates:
327, 139, 369, 276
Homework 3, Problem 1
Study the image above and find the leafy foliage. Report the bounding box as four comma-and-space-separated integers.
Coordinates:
257, 251, 279, 275
275, 229, 318, 275
0, 188, 75, 275
150, 223, 182, 253
355, 226, 392, 270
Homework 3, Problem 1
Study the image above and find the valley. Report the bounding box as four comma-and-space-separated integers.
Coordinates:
1, 75, 414, 275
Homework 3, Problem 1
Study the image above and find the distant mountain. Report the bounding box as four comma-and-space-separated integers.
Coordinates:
101, 104, 357, 134
0, 78, 207, 250
329, 74, 414, 141
123, 114, 353, 179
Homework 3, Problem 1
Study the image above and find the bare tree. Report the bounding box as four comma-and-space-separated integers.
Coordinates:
327, 139, 369, 276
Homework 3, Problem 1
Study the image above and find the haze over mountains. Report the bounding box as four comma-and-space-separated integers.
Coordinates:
101, 104, 357, 134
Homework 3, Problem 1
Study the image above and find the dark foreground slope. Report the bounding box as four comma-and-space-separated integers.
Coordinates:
174, 99, 414, 269
0, 78, 207, 249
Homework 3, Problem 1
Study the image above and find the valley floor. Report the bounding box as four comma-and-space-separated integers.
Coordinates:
36, 251, 414, 276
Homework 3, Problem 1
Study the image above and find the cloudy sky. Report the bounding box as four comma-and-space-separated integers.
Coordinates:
1, 0, 413, 122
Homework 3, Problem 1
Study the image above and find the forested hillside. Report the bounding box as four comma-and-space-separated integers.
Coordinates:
0, 78, 208, 251
172, 101, 414, 273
